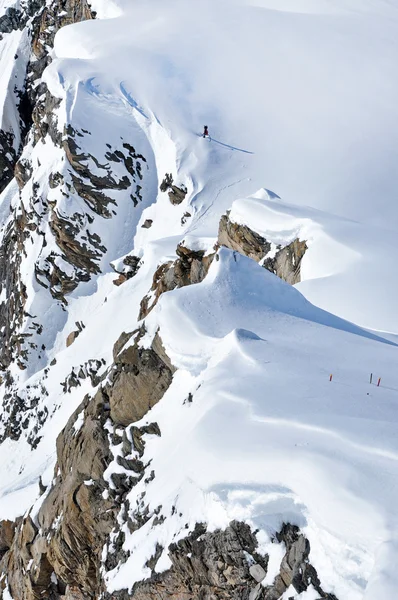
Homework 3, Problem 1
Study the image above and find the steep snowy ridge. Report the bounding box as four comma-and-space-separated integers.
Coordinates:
0, 1, 397, 599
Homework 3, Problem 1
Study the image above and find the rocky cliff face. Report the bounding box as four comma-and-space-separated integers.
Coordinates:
139, 243, 216, 320
0, 0, 95, 373
218, 212, 307, 285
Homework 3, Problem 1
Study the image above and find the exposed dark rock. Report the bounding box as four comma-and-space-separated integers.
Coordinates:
0, 0, 97, 370
261, 524, 339, 600
66, 323, 84, 348
263, 239, 307, 285
0, 0, 94, 198
130, 422, 161, 457
14, 158, 33, 189
120, 521, 265, 600
219, 213, 271, 261
139, 243, 215, 319
160, 173, 187, 205
113, 273, 127, 286
104, 522, 338, 600
0, 208, 31, 371
107, 328, 175, 426
0, 376, 51, 448
181, 211, 191, 225
61, 358, 106, 393
29, 0, 93, 92
0, 131, 18, 193
29, 127, 147, 300
111, 255, 141, 287
0, 7, 22, 34
0, 520, 18, 560
66, 330, 80, 348
0, 388, 115, 600
218, 212, 307, 284
123, 255, 141, 272
31, 91, 63, 146
0, 326, 174, 598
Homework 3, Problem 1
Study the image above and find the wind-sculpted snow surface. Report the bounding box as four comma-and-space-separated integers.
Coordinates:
107, 249, 398, 599
0, 0, 397, 599
52, 0, 398, 333
227, 190, 398, 332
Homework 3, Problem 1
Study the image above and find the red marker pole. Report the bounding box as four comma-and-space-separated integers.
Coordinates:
377, 377, 381, 387
329, 374, 333, 382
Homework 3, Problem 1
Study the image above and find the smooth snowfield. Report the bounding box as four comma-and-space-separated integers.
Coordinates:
0, 0, 397, 599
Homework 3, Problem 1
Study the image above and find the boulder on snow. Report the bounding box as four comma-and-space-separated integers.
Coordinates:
111, 254, 141, 286
66, 322, 85, 347
160, 173, 187, 205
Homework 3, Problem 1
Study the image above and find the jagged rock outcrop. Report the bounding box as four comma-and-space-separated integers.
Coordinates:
128, 521, 266, 600
0, 210, 30, 371
1, 387, 115, 599
0, 7, 21, 34
105, 521, 338, 600
218, 214, 272, 262
0, 327, 175, 600
263, 524, 338, 600
218, 213, 307, 285
31, 126, 147, 303
0, 520, 18, 560
262, 239, 307, 286
0, 0, 43, 193
111, 255, 141, 287
61, 358, 106, 393
1, 77, 147, 372
0, 0, 94, 196
0, 254, 339, 600
159, 173, 187, 205
107, 328, 175, 426
0, 132, 19, 193
0, 0, 96, 374
0, 1, 47, 37
139, 243, 216, 319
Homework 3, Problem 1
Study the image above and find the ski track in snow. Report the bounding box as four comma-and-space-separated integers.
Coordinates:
0, 0, 398, 598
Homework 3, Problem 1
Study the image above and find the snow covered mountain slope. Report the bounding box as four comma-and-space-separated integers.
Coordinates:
51, 0, 398, 333
0, 0, 397, 599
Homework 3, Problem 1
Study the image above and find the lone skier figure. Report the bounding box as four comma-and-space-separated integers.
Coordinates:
203, 125, 209, 138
